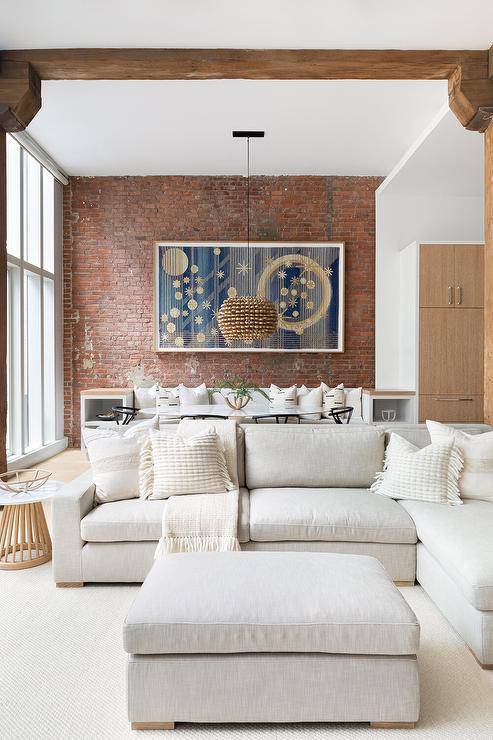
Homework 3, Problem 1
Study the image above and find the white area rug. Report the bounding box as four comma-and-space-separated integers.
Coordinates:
1, 565, 493, 739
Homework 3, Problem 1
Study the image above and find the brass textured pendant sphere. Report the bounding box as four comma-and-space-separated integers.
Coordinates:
217, 295, 278, 342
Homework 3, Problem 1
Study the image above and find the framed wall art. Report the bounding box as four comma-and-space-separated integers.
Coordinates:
153, 241, 344, 352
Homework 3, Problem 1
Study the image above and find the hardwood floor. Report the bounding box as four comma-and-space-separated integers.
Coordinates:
33, 448, 89, 483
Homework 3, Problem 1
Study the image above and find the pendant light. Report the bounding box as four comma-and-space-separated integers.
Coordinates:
217, 131, 278, 343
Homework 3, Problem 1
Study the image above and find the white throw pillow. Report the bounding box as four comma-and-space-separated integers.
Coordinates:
371, 433, 463, 505
346, 387, 362, 419
134, 384, 157, 409
297, 385, 323, 420
269, 384, 297, 409
140, 430, 234, 500
178, 382, 209, 406
321, 382, 346, 417
427, 420, 493, 503
83, 418, 158, 503
156, 386, 180, 410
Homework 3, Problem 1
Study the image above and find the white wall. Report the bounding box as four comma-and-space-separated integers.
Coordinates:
375, 109, 484, 390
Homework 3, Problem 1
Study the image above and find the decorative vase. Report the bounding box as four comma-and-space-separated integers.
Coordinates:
225, 394, 250, 411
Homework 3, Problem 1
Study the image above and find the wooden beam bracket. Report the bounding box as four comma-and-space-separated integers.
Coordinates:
449, 66, 493, 133
0, 59, 41, 132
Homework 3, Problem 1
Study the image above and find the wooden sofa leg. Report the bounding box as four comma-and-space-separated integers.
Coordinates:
370, 722, 415, 729
394, 581, 415, 587
131, 722, 175, 730
56, 582, 84, 588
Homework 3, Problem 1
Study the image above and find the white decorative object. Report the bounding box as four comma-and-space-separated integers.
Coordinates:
371, 433, 463, 505
0, 469, 51, 495
140, 430, 235, 501
381, 409, 397, 422
427, 420, 493, 503
297, 385, 323, 420
269, 384, 297, 409
177, 383, 209, 406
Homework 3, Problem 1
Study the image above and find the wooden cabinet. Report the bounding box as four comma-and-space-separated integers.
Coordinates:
418, 244, 484, 423
420, 244, 483, 308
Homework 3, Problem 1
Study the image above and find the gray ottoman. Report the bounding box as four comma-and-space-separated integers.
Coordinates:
124, 552, 420, 730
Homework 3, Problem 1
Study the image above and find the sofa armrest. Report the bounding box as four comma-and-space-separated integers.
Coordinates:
52, 469, 95, 584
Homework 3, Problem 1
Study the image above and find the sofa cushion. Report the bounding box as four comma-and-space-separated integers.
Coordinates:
81, 499, 166, 542
244, 426, 385, 489
80, 488, 251, 543
401, 499, 493, 610
123, 551, 419, 655
249, 488, 416, 544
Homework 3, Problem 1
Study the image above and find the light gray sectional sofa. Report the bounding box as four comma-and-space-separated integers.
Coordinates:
53, 422, 493, 668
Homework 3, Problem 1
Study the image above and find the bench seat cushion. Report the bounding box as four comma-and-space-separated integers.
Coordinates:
81, 489, 250, 543
400, 499, 493, 610
123, 551, 419, 655
249, 488, 416, 544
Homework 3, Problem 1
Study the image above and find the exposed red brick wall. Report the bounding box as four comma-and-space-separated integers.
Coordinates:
64, 175, 381, 445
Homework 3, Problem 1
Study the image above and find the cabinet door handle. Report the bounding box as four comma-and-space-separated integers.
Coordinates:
456, 285, 462, 305
448, 286, 453, 305
433, 397, 473, 402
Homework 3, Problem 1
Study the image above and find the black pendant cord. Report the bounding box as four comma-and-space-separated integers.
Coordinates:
247, 135, 250, 252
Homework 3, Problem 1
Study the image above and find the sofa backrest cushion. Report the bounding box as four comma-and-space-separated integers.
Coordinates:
244, 426, 385, 489
382, 423, 493, 450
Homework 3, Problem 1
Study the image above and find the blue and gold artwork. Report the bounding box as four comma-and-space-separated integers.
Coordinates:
154, 242, 344, 352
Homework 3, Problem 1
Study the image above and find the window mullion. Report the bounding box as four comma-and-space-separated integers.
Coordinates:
19, 147, 26, 455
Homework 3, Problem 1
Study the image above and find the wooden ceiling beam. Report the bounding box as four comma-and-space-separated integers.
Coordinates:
0, 48, 488, 81
0, 60, 41, 131
449, 66, 493, 133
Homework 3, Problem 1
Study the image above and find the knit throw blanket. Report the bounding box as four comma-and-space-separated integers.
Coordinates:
155, 419, 240, 556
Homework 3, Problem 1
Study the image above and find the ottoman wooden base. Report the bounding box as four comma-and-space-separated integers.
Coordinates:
127, 653, 419, 728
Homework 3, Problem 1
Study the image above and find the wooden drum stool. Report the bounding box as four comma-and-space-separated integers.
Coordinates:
0, 481, 61, 570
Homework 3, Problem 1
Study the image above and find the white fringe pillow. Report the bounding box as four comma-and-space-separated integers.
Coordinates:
140, 430, 234, 500
371, 433, 463, 505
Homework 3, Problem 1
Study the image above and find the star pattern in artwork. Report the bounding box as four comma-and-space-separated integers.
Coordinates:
210, 327, 218, 336
217, 270, 225, 280
202, 300, 211, 310
172, 279, 181, 288
196, 276, 205, 285
185, 286, 194, 297
236, 261, 250, 276
183, 276, 190, 284
324, 267, 333, 276
288, 297, 298, 308
278, 270, 287, 279
195, 315, 203, 325
290, 276, 300, 285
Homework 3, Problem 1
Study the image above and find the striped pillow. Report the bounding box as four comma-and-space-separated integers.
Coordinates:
371, 433, 463, 505
140, 430, 235, 500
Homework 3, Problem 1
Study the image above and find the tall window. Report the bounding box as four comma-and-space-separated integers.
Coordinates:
6, 135, 63, 462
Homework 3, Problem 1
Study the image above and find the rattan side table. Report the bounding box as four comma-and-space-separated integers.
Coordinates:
0, 480, 62, 570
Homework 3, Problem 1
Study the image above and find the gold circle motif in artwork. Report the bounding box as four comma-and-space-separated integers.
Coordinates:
257, 254, 331, 332
162, 248, 189, 276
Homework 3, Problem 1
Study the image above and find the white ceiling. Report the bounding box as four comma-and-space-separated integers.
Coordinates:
381, 110, 484, 197
27, 79, 448, 176
1, 0, 493, 49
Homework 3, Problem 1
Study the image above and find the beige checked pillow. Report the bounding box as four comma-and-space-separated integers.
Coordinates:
371, 433, 463, 505
140, 430, 234, 500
